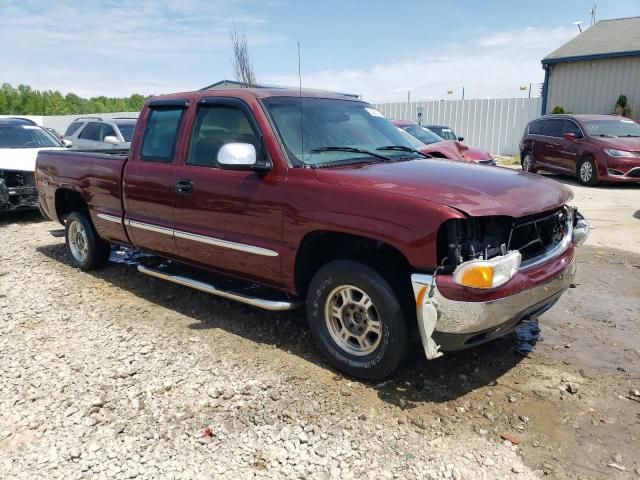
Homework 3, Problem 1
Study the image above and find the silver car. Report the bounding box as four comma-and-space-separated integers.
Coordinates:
64, 117, 137, 150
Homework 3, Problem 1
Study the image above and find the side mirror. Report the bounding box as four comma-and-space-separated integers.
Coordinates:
457, 136, 464, 142
62, 139, 73, 148
104, 135, 120, 145
217, 143, 271, 172
563, 132, 576, 142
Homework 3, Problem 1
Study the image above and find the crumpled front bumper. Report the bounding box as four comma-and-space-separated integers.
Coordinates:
411, 207, 588, 359
0, 176, 39, 211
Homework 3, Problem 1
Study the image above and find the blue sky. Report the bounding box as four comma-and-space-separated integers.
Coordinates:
1, 0, 639, 102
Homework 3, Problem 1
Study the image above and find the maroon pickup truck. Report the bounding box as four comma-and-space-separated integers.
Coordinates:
36, 88, 589, 380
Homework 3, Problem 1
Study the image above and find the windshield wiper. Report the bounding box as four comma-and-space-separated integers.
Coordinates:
621, 134, 640, 137
309, 146, 393, 162
377, 145, 431, 158
594, 134, 617, 138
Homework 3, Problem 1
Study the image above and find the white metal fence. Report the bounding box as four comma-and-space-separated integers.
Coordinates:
8, 98, 542, 156
374, 97, 542, 156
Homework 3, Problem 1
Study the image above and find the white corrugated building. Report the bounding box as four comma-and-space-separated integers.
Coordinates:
541, 16, 640, 120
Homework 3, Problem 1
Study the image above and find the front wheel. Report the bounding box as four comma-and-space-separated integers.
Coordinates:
65, 212, 110, 270
577, 157, 598, 186
306, 260, 407, 380
521, 151, 537, 173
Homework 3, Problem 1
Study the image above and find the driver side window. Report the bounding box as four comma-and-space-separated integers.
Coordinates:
187, 105, 259, 167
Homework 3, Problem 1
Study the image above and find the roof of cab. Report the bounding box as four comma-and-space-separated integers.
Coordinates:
147, 88, 365, 104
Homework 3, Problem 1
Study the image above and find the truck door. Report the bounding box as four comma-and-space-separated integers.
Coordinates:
123, 100, 189, 257
172, 97, 284, 287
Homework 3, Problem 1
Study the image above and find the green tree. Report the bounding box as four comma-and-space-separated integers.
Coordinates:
0, 83, 148, 115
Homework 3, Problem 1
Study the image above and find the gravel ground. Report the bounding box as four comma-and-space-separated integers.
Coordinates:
1, 204, 639, 480
1, 213, 533, 479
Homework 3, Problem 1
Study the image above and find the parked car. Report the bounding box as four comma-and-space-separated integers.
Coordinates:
0, 117, 65, 211
393, 120, 495, 165
36, 89, 589, 380
64, 117, 137, 150
520, 114, 640, 186
395, 125, 464, 160
423, 124, 462, 141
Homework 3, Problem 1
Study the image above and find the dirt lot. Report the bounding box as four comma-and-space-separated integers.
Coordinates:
1, 176, 639, 480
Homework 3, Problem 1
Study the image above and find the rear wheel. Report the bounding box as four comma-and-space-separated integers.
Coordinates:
521, 151, 536, 173
306, 260, 407, 380
577, 156, 598, 186
65, 212, 110, 270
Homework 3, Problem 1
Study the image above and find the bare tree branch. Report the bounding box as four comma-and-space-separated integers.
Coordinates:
230, 23, 256, 88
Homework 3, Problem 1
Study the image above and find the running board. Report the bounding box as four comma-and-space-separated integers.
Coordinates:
137, 265, 301, 312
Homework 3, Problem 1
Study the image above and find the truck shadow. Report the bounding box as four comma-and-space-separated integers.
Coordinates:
37, 242, 533, 406
0, 209, 46, 226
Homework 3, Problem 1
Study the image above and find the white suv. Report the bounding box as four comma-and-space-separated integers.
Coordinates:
64, 117, 137, 150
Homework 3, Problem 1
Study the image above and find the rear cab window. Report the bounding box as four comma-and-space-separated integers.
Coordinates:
140, 106, 186, 162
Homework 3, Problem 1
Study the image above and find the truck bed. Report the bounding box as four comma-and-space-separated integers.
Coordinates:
36, 149, 128, 236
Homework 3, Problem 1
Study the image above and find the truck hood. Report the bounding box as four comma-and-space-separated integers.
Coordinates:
314, 158, 573, 218
0, 147, 66, 172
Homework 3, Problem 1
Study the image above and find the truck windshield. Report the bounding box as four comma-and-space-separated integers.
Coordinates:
582, 119, 640, 137
0, 125, 61, 148
263, 97, 418, 166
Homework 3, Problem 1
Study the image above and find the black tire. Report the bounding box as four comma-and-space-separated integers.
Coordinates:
577, 156, 598, 186
64, 211, 110, 271
306, 260, 407, 380
521, 151, 537, 173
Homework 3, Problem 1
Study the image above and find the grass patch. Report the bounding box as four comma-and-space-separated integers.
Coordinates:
497, 155, 521, 166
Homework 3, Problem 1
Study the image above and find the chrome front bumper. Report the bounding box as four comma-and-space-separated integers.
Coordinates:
410, 206, 588, 360
411, 255, 576, 358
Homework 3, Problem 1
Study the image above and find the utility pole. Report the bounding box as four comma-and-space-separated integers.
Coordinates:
462, 87, 465, 101
529, 82, 532, 98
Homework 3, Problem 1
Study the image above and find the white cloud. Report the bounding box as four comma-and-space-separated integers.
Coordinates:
262, 26, 577, 103
0, 0, 284, 96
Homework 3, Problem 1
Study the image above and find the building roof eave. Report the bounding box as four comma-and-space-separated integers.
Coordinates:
542, 50, 640, 65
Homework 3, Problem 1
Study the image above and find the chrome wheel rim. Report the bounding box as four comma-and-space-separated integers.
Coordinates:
523, 154, 532, 172
580, 162, 593, 182
68, 221, 88, 263
324, 285, 382, 356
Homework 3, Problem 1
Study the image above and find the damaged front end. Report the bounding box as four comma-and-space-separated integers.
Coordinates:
412, 205, 589, 360
0, 170, 38, 211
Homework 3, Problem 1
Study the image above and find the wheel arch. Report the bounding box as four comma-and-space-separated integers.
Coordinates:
294, 230, 414, 310
54, 187, 89, 224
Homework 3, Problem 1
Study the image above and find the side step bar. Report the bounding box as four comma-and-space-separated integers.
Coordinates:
137, 265, 301, 312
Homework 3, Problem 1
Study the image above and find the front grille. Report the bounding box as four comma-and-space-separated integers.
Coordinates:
0, 170, 35, 187
508, 207, 568, 264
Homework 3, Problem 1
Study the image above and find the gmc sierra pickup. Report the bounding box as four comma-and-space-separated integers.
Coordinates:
36, 88, 589, 380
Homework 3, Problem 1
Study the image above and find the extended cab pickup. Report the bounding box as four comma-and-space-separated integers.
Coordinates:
36, 88, 590, 379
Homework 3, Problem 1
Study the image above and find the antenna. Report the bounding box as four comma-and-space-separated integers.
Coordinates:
298, 41, 304, 164
573, 21, 583, 33
590, 0, 597, 26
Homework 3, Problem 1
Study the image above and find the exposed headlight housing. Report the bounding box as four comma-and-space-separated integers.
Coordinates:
453, 250, 522, 289
603, 148, 637, 158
